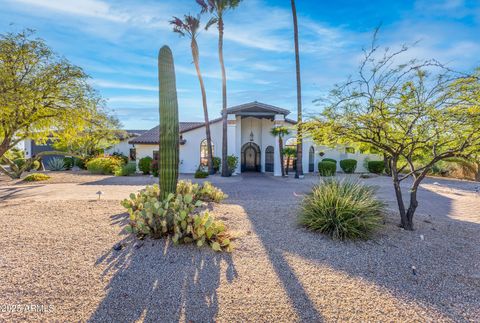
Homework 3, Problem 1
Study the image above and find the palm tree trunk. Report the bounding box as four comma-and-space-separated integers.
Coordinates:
191, 39, 214, 175
218, 17, 229, 177
291, 0, 303, 179
279, 137, 285, 177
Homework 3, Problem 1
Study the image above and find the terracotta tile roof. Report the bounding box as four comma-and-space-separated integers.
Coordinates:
129, 120, 221, 144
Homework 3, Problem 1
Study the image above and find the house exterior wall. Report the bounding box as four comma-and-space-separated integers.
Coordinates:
106, 139, 134, 157
134, 117, 381, 175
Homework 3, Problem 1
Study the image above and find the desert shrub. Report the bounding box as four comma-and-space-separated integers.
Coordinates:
151, 159, 159, 177
86, 157, 122, 175
227, 155, 239, 175
121, 181, 231, 251
322, 158, 337, 164
115, 162, 137, 176
299, 179, 384, 240
23, 173, 50, 182
195, 167, 209, 178
212, 157, 221, 173
30, 160, 41, 171
340, 159, 357, 174
47, 157, 66, 171
367, 160, 385, 174
139, 156, 153, 175
63, 157, 74, 170
13, 158, 26, 169
112, 152, 129, 164
318, 161, 337, 176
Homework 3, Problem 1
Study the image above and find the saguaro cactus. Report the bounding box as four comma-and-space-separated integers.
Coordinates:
158, 45, 179, 200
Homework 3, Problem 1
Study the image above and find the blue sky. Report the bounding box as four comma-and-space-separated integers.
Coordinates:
1, 0, 480, 129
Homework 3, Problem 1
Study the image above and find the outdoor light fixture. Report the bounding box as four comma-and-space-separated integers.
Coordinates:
250, 131, 254, 142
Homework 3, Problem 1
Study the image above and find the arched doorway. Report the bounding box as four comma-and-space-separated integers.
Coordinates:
309, 146, 315, 172
241, 142, 261, 172
265, 146, 274, 172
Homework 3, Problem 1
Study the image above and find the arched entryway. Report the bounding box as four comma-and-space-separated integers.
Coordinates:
241, 142, 261, 172
309, 146, 315, 172
265, 146, 274, 172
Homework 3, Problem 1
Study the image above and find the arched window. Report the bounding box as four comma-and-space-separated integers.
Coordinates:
200, 139, 214, 166
285, 137, 297, 147
309, 146, 315, 172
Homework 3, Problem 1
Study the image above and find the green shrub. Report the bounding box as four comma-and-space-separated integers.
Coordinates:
63, 157, 74, 170
112, 152, 129, 164
13, 158, 26, 169
23, 173, 50, 182
47, 157, 66, 171
318, 161, 337, 176
195, 167, 209, 178
340, 159, 357, 174
299, 179, 384, 240
367, 160, 385, 174
322, 158, 337, 164
139, 156, 153, 175
212, 157, 221, 173
86, 157, 123, 175
151, 159, 159, 177
31, 160, 41, 171
227, 155, 239, 175
121, 181, 231, 251
114, 162, 137, 176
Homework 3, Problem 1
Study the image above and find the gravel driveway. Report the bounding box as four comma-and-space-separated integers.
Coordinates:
0, 172, 479, 322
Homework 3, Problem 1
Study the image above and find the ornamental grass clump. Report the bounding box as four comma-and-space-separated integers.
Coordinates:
121, 181, 231, 251
299, 179, 384, 240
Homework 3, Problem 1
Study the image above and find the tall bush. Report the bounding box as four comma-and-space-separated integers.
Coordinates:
139, 156, 153, 175
340, 159, 357, 173
367, 161, 385, 174
318, 161, 336, 176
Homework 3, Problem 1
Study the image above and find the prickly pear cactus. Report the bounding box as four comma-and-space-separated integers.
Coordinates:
158, 46, 179, 200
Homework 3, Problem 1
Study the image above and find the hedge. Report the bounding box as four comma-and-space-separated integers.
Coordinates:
340, 159, 357, 174
318, 161, 337, 176
367, 161, 385, 174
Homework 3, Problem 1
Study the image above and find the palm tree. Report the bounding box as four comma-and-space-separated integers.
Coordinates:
170, 15, 214, 174
282, 146, 296, 175
291, 0, 303, 178
197, 0, 242, 177
270, 126, 290, 177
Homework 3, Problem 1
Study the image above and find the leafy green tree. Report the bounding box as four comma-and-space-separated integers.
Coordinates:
53, 113, 122, 157
170, 14, 214, 175
270, 126, 290, 177
307, 33, 480, 230
197, 0, 242, 177
290, 0, 303, 179
0, 29, 115, 178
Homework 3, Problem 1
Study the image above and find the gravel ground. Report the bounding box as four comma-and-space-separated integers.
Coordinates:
0, 173, 479, 322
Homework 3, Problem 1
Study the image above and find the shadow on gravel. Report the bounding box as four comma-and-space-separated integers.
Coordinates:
0, 185, 43, 201
89, 212, 237, 322
224, 175, 480, 321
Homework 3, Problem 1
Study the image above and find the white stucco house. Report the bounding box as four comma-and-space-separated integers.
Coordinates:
129, 101, 379, 176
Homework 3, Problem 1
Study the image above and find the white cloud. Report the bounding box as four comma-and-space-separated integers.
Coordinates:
92, 80, 157, 91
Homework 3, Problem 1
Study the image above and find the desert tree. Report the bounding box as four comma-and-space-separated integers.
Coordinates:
197, 0, 242, 177
307, 32, 480, 230
290, 0, 303, 179
0, 29, 117, 178
170, 14, 215, 175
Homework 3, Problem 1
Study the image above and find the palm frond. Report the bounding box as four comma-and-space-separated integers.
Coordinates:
205, 17, 218, 30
